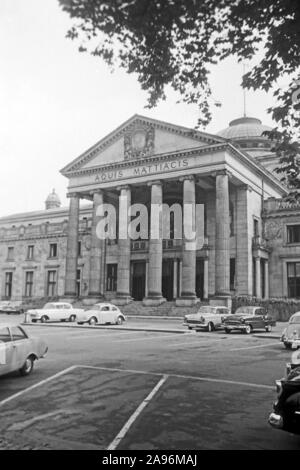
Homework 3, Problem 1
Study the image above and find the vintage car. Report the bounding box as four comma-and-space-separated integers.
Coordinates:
0, 301, 24, 315
27, 302, 84, 323
223, 306, 276, 334
0, 324, 48, 377
281, 312, 300, 349
183, 306, 231, 332
76, 303, 126, 326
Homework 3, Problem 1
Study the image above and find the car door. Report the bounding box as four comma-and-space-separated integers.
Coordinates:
99, 306, 111, 324
10, 326, 30, 369
0, 327, 14, 375
61, 304, 71, 321
254, 308, 266, 329
219, 308, 230, 325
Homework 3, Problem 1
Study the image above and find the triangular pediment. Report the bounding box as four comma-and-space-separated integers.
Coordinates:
61, 114, 225, 175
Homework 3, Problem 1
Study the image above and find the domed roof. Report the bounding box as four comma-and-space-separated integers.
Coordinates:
217, 116, 271, 142
45, 189, 61, 210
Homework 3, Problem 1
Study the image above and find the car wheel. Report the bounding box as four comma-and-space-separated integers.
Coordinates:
245, 324, 252, 334
40, 315, 48, 323
265, 325, 272, 332
225, 328, 231, 334
207, 322, 214, 332
284, 342, 292, 350
19, 356, 34, 376
89, 316, 97, 326
188, 326, 193, 330
69, 314, 76, 322
116, 316, 124, 325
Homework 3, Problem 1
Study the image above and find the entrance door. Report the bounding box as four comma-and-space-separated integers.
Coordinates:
131, 262, 146, 301
162, 259, 174, 301
196, 259, 204, 300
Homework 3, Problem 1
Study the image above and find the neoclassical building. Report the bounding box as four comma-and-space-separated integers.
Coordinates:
1, 114, 298, 306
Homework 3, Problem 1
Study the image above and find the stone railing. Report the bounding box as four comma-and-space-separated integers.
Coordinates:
264, 197, 300, 213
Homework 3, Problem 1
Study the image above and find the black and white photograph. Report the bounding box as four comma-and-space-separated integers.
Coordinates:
0, 0, 300, 454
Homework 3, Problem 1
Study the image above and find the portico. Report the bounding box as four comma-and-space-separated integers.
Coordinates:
61, 115, 286, 306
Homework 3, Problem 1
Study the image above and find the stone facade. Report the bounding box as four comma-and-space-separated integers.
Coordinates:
1, 114, 298, 306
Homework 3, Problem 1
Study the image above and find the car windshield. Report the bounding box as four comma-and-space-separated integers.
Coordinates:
198, 307, 217, 314
290, 316, 300, 324
43, 303, 57, 309
235, 307, 256, 315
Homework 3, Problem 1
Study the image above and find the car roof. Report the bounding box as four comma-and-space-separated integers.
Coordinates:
44, 302, 70, 305
290, 312, 300, 318
93, 303, 118, 307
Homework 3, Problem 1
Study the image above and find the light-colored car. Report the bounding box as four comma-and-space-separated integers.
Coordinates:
0, 323, 48, 377
0, 301, 24, 314
77, 303, 126, 326
183, 306, 231, 332
28, 302, 84, 323
281, 312, 300, 349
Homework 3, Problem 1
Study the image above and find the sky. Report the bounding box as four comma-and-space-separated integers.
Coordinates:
0, 0, 281, 216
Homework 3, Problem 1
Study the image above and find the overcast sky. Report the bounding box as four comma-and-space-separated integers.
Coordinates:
0, 0, 279, 216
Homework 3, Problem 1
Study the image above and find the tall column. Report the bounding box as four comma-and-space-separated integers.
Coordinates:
143, 181, 165, 305
264, 260, 269, 299
176, 176, 198, 306
213, 170, 231, 307
255, 256, 261, 298
203, 258, 209, 300
88, 191, 104, 301
64, 194, 80, 298
236, 185, 252, 295
173, 259, 178, 299
115, 185, 132, 304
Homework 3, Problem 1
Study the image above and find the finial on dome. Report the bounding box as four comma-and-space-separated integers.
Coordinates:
45, 189, 61, 210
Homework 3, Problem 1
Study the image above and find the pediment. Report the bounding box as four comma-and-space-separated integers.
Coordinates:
61, 114, 224, 175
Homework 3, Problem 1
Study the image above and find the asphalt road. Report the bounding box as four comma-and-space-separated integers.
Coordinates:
0, 316, 299, 450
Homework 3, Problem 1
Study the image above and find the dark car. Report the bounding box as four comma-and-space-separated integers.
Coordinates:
0, 301, 24, 315
223, 306, 276, 334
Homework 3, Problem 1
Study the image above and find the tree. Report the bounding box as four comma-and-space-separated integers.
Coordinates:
59, 0, 300, 189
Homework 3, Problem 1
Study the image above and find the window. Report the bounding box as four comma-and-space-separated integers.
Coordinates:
47, 270, 57, 297
0, 327, 11, 343
49, 243, 58, 258
7, 247, 14, 261
78, 241, 82, 257
230, 258, 236, 291
25, 271, 34, 297
76, 269, 81, 297
287, 262, 300, 298
5, 272, 13, 298
253, 219, 259, 237
106, 264, 117, 291
11, 326, 27, 341
229, 201, 234, 236
27, 245, 34, 260
287, 225, 300, 244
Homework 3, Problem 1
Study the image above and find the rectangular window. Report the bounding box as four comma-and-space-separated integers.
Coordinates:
78, 241, 82, 257
287, 262, 300, 298
230, 258, 235, 291
25, 271, 34, 297
47, 270, 57, 297
5, 272, 13, 299
7, 247, 14, 261
253, 219, 259, 237
49, 243, 58, 258
27, 245, 34, 260
106, 264, 117, 292
76, 269, 81, 297
287, 225, 300, 244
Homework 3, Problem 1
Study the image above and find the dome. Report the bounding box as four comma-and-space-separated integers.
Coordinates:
45, 189, 61, 210
217, 116, 272, 147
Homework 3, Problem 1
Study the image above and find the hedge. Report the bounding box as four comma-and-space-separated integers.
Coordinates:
232, 296, 300, 322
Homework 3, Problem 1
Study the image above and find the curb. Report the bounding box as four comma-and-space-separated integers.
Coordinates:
21, 322, 188, 335
253, 334, 281, 340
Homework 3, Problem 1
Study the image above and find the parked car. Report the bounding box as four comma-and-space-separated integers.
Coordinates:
27, 302, 84, 323
268, 353, 300, 434
223, 306, 276, 334
281, 312, 300, 349
183, 306, 231, 332
0, 323, 48, 377
0, 301, 24, 315
77, 303, 126, 326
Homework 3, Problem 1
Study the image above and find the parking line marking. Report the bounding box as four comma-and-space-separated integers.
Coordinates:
107, 375, 168, 450
0, 366, 77, 408
230, 342, 279, 352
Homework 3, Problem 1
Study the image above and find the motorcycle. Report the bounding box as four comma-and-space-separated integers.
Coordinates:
268, 354, 300, 434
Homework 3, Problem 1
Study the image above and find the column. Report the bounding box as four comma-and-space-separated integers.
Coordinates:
64, 194, 80, 297
264, 260, 269, 299
214, 170, 230, 302
115, 185, 132, 304
173, 259, 178, 299
143, 181, 165, 305
176, 176, 198, 306
255, 256, 261, 298
88, 191, 104, 300
236, 185, 252, 295
203, 258, 209, 300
